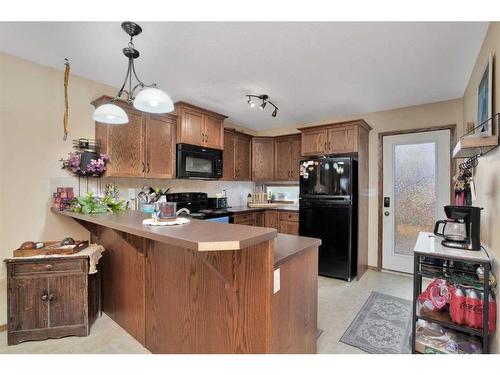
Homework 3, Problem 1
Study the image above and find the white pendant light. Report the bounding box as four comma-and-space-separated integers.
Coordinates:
133, 87, 174, 114
92, 22, 174, 125
93, 103, 129, 124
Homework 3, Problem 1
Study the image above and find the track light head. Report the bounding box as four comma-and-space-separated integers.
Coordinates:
272, 108, 278, 117
260, 100, 267, 110
247, 96, 255, 108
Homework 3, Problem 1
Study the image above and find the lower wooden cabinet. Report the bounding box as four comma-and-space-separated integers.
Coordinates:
233, 210, 299, 235
233, 212, 257, 226
255, 211, 265, 227
5, 257, 100, 346
279, 221, 299, 235
264, 211, 279, 230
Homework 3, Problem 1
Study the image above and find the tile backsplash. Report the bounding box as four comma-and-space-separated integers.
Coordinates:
103, 177, 256, 208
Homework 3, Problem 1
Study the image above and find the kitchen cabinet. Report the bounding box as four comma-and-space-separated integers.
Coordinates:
145, 114, 177, 179
175, 102, 227, 150
264, 211, 279, 230
222, 129, 252, 181
279, 221, 299, 235
299, 120, 367, 156
233, 212, 257, 226
300, 128, 328, 156
255, 212, 265, 227
93, 96, 177, 179
327, 125, 358, 154
274, 134, 302, 181
252, 137, 275, 181
278, 211, 299, 235
4, 257, 99, 345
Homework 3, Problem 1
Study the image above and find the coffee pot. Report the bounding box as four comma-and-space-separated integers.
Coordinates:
434, 205, 482, 251
434, 219, 467, 242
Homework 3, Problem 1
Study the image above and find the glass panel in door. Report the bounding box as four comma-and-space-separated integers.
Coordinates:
393, 142, 436, 255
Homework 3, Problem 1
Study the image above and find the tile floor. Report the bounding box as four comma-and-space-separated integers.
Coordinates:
0, 269, 413, 354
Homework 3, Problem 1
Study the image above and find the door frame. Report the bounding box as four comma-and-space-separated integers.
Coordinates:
377, 124, 457, 270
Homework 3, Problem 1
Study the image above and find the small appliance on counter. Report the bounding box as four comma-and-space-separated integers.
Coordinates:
434, 205, 482, 250
208, 197, 228, 209
167, 192, 233, 223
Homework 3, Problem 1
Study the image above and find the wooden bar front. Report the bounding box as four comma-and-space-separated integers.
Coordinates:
92, 225, 318, 354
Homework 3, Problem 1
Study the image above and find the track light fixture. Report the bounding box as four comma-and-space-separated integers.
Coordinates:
246, 94, 278, 118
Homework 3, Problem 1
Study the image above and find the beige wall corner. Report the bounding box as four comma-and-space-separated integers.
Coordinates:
462, 21, 500, 354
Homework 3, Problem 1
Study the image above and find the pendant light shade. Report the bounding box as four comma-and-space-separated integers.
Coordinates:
93, 103, 129, 124
133, 87, 174, 114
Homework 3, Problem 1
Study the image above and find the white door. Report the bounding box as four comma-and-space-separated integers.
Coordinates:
382, 130, 450, 273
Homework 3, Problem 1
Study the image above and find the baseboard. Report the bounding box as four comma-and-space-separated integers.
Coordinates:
367, 265, 381, 272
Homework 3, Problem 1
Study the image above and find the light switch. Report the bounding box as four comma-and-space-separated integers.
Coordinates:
273, 268, 280, 294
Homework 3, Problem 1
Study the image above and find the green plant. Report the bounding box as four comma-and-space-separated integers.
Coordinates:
70, 192, 125, 214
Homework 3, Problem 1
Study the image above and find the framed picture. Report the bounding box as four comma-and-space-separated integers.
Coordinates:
476, 52, 493, 136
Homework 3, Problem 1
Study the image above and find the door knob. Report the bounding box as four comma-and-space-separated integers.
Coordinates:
384, 211, 390, 217
41, 294, 48, 301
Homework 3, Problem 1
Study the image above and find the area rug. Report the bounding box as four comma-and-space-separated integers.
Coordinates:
340, 291, 412, 354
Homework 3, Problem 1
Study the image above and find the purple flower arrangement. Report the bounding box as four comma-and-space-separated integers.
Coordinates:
61, 152, 109, 177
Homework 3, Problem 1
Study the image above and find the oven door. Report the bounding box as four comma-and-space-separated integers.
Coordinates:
176, 144, 223, 179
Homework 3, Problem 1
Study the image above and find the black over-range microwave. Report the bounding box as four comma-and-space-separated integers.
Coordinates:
176, 143, 223, 179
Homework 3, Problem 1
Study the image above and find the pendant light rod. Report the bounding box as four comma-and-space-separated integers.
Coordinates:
93, 21, 174, 124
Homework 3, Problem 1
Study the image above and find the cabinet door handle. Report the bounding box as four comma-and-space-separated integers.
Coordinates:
142, 162, 145, 173
324, 142, 327, 150
41, 294, 48, 301
48, 294, 54, 301
147, 163, 150, 173
45, 264, 53, 271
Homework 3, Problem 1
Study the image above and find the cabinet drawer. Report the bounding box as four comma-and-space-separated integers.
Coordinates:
279, 212, 299, 222
233, 212, 256, 224
12, 259, 85, 276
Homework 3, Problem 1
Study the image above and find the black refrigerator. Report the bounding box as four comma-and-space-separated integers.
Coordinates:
299, 157, 358, 281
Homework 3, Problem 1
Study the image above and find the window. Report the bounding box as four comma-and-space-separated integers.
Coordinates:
265, 186, 299, 204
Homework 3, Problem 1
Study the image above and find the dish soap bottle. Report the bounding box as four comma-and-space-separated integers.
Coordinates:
247, 193, 252, 207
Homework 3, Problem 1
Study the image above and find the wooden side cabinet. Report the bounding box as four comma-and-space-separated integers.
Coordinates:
175, 101, 227, 150
5, 257, 100, 346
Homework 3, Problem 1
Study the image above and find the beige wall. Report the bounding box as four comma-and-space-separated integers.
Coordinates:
463, 22, 500, 353
0, 53, 118, 324
258, 99, 463, 269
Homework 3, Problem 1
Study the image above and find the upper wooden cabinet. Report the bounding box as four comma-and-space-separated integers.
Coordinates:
252, 137, 275, 181
175, 102, 227, 150
92, 95, 177, 179
274, 134, 302, 181
222, 129, 252, 181
299, 119, 371, 156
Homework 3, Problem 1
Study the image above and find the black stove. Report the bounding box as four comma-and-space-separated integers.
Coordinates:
166, 192, 233, 222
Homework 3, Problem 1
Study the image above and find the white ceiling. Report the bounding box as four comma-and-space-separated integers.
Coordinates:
0, 22, 488, 130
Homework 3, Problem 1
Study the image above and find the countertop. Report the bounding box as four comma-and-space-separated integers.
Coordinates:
274, 233, 321, 268
414, 232, 490, 264
52, 208, 320, 266
52, 208, 277, 252
229, 205, 299, 213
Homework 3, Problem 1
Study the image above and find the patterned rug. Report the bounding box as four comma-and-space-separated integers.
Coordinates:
340, 291, 412, 354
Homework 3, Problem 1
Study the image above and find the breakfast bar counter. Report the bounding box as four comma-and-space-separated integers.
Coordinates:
52, 208, 319, 354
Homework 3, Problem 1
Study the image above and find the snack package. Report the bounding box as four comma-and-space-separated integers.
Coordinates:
418, 279, 449, 312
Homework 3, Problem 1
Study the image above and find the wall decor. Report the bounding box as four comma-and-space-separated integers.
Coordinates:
476, 52, 493, 136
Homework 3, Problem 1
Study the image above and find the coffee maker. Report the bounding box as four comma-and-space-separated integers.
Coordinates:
434, 205, 482, 251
